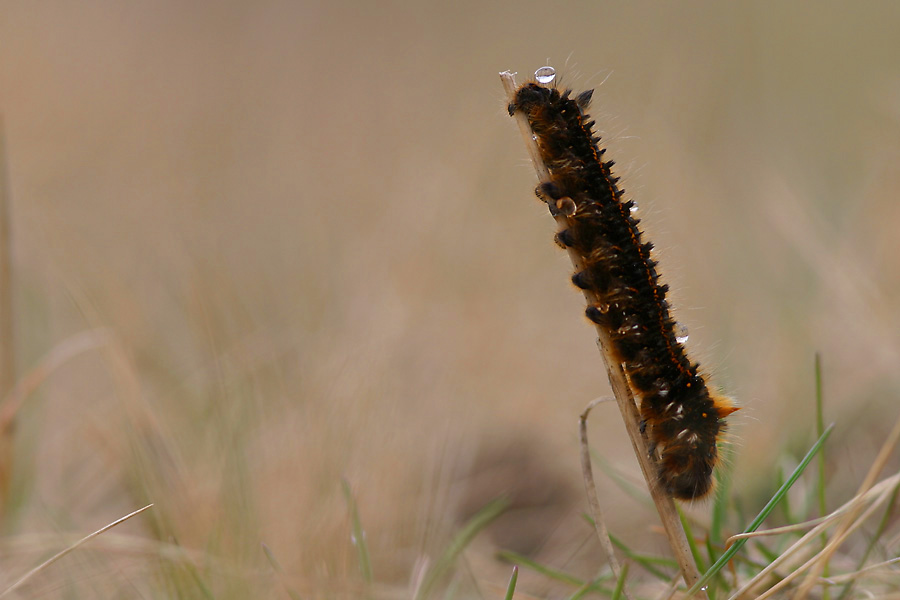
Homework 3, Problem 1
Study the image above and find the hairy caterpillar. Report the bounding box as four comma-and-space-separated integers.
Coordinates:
508, 75, 737, 500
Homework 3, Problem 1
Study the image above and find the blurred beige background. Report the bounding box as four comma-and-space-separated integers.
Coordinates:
2, 1, 900, 597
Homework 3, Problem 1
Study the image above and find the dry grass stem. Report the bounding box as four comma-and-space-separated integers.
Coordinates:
818, 556, 900, 585
726, 473, 900, 547
1, 531, 222, 564
729, 472, 900, 599
0, 328, 112, 428
660, 573, 685, 600
0, 327, 111, 518
579, 397, 626, 595
792, 411, 900, 599
500, 70, 705, 597
0, 503, 153, 597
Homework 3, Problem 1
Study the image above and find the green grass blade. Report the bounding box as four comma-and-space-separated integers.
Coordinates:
503, 566, 518, 600
703, 536, 728, 598
414, 497, 508, 600
179, 556, 216, 599
608, 532, 676, 580
592, 450, 653, 507
610, 562, 629, 600
709, 443, 735, 548
814, 354, 830, 600
686, 423, 835, 596
678, 506, 706, 573
678, 506, 715, 598
583, 515, 676, 579
496, 550, 587, 586
341, 478, 373, 584
815, 353, 827, 519
753, 540, 779, 563
262, 543, 304, 600
564, 579, 612, 600
775, 465, 794, 525
499, 549, 612, 598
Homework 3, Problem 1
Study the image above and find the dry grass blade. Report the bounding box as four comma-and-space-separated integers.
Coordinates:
0, 503, 153, 597
726, 473, 900, 546
580, 397, 627, 597
499, 70, 705, 598
820, 556, 900, 585
728, 473, 900, 599
0, 328, 111, 517
754, 486, 894, 599
659, 573, 683, 600
792, 412, 900, 599
0, 328, 112, 428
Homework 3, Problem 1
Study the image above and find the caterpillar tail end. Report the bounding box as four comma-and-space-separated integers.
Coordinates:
659, 395, 739, 501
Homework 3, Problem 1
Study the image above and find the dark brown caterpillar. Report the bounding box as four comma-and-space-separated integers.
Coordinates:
509, 81, 737, 500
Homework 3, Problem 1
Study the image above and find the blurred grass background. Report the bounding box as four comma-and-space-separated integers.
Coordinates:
1, 1, 900, 597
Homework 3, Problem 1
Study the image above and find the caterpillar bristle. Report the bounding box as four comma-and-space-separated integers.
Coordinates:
576, 89, 594, 109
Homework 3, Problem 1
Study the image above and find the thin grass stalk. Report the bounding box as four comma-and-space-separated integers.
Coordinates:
341, 478, 374, 585
0, 120, 14, 394
0, 119, 15, 513
580, 398, 625, 587
0, 504, 153, 597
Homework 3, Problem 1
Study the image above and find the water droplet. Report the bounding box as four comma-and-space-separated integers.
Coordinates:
629, 202, 639, 214
557, 197, 576, 216
532, 134, 537, 141
350, 533, 357, 545
675, 323, 689, 344
535, 66, 556, 84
